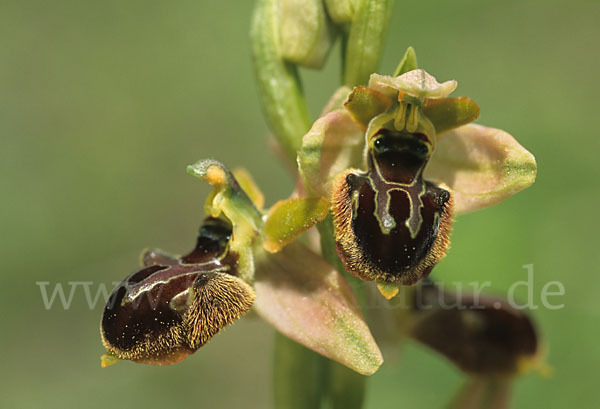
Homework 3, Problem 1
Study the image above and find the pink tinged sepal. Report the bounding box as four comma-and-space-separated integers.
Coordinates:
425, 124, 537, 214
253, 241, 383, 375
298, 109, 365, 198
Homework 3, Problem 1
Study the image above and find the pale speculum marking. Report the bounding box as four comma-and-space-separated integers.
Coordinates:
365, 129, 430, 238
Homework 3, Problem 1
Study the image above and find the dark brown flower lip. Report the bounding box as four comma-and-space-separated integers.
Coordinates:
100, 216, 254, 365
100, 261, 232, 360
332, 129, 453, 286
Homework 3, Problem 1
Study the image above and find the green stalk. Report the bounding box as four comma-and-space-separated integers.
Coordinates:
251, 1, 325, 407
448, 377, 513, 409
251, 0, 312, 160
274, 332, 328, 409
343, 0, 395, 86
320, 2, 396, 405
329, 360, 368, 409
252, 0, 395, 407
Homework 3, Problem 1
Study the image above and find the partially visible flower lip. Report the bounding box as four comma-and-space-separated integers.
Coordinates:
410, 282, 542, 377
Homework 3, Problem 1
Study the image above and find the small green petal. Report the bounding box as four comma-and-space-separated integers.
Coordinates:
263, 197, 330, 253
254, 242, 384, 375
393, 46, 418, 77
233, 167, 265, 210
344, 86, 393, 128
425, 124, 537, 214
423, 97, 480, 135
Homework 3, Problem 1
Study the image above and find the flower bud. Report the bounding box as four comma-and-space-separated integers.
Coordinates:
279, 0, 336, 69
324, 0, 357, 24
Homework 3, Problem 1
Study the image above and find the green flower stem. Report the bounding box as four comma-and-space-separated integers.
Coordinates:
274, 332, 328, 409
319, 2, 397, 403
252, 0, 395, 406
329, 361, 368, 409
251, 0, 312, 161
274, 331, 367, 409
343, 0, 395, 86
252, 3, 330, 408
448, 377, 512, 409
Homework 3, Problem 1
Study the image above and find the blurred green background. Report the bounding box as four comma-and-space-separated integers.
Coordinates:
1, 0, 598, 407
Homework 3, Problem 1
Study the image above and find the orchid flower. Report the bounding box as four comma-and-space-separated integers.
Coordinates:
298, 47, 537, 298
100, 159, 383, 375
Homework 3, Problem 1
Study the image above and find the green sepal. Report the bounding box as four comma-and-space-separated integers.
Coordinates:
344, 86, 393, 129
423, 97, 480, 135
264, 197, 330, 253
393, 46, 418, 76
